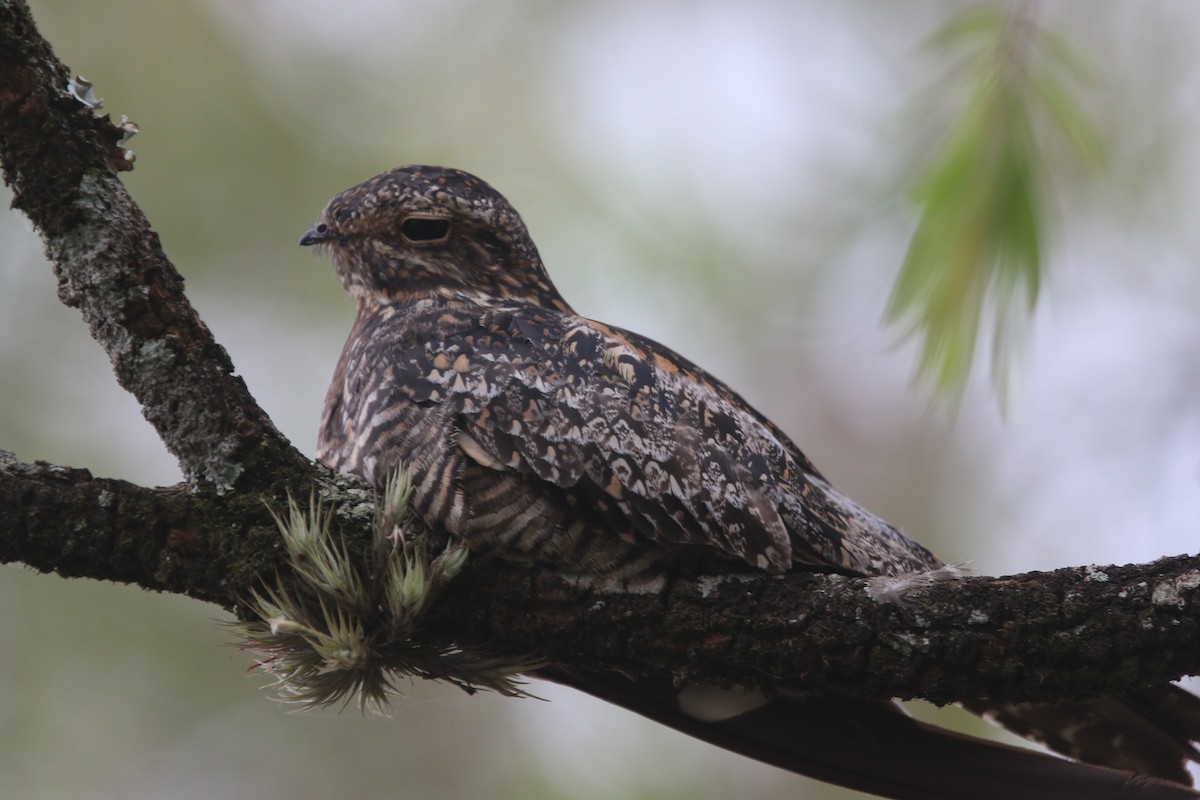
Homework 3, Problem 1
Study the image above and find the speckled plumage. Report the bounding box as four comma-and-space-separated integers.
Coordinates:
302, 166, 1200, 799
306, 166, 937, 580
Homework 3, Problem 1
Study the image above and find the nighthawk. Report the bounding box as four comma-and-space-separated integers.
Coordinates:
302, 165, 1200, 800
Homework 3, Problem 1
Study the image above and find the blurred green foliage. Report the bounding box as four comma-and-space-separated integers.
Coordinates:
889, 4, 1103, 400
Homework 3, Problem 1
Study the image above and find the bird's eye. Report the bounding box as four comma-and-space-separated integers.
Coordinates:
401, 217, 450, 242
314, 223, 329, 235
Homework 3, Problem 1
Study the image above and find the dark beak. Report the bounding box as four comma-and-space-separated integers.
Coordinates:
299, 224, 336, 247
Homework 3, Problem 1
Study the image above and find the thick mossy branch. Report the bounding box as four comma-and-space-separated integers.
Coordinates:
0, 450, 310, 604
0, 0, 308, 491
3, 450, 1198, 706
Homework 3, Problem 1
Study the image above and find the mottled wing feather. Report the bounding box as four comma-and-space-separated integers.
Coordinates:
320, 298, 939, 576
327, 302, 936, 576
492, 308, 950, 576
472, 308, 813, 571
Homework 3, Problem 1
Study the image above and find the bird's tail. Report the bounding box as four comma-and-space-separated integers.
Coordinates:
961, 685, 1200, 787
541, 668, 1200, 800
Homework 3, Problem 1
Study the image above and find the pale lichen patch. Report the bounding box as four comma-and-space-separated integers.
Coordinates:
1151, 570, 1200, 609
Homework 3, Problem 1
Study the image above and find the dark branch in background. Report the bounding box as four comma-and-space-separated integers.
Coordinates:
0, 0, 1196, 716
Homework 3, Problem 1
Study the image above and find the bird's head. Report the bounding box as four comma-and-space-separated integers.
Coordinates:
301, 166, 569, 311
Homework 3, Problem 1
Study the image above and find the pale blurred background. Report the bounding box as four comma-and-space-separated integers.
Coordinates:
2, 1, 1199, 798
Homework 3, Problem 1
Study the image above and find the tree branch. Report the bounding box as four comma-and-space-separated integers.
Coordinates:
0, 0, 1196, 724
3, 450, 1198, 706
0, 0, 308, 491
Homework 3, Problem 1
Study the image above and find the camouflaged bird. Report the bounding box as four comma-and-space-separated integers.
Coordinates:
302, 166, 1200, 800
